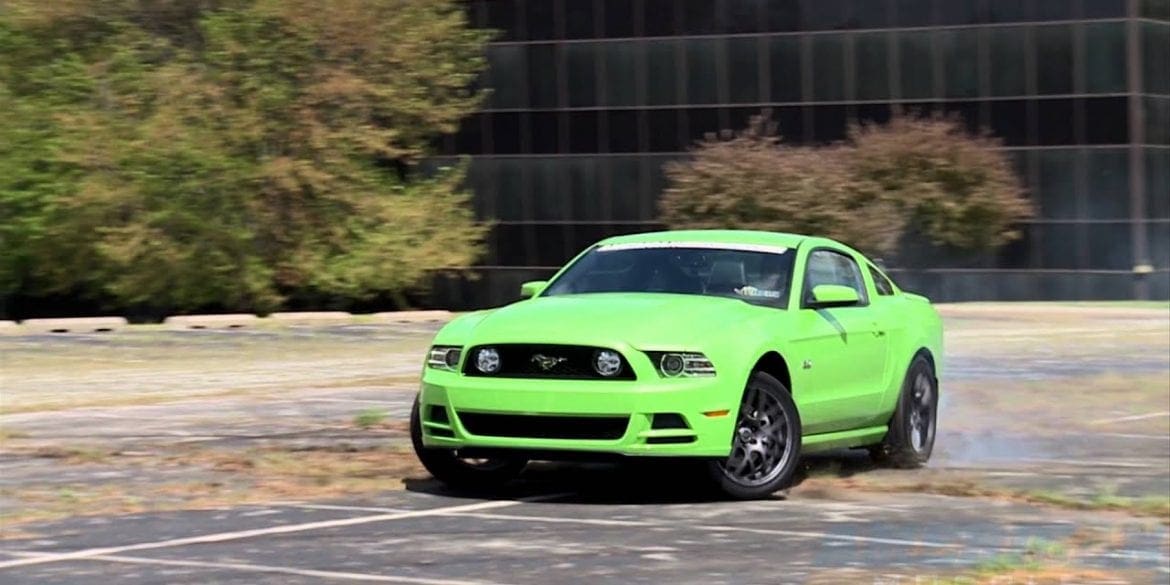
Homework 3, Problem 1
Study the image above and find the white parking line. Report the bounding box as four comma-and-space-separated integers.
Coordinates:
0, 495, 569, 571
1090, 411, 1170, 425
439, 512, 959, 549
2, 552, 501, 585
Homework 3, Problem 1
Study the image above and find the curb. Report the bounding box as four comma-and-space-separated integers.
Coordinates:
163, 314, 260, 329
267, 312, 354, 324
370, 310, 453, 323
19, 317, 128, 333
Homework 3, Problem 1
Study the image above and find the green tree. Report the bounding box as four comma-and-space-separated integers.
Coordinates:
660, 111, 1032, 258
0, 0, 490, 314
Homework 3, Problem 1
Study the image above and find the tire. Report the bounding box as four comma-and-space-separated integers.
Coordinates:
870, 355, 938, 468
409, 396, 526, 490
706, 371, 802, 500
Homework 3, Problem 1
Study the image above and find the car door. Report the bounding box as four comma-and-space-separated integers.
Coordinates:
788, 248, 890, 434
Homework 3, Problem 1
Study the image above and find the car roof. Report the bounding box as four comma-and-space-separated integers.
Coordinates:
597, 229, 809, 250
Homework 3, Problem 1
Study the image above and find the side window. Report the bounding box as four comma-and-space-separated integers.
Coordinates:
868, 264, 896, 296
804, 249, 868, 304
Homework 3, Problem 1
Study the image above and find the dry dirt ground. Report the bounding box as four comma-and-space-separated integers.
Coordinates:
0, 304, 1167, 584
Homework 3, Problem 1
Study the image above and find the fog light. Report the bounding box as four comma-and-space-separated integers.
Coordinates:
593, 350, 622, 377
475, 347, 501, 374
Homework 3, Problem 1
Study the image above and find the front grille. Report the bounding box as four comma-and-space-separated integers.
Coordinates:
459, 413, 629, 440
462, 344, 636, 380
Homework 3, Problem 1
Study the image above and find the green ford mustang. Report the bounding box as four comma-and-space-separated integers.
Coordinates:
411, 230, 942, 499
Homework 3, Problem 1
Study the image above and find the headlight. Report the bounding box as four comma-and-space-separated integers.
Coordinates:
474, 347, 501, 374
593, 350, 623, 377
427, 346, 462, 371
646, 351, 716, 378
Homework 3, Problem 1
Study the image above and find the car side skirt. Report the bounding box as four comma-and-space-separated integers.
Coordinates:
800, 425, 889, 454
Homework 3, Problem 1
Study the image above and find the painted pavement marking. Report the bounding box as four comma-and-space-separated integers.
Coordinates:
0, 494, 570, 571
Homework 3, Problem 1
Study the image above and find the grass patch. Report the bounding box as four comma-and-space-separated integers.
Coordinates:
353, 409, 389, 429
0, 444, 426, 529
814, 475, 1170, 524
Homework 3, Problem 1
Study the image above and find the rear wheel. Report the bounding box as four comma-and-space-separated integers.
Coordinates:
706, 371, 801, 500
870, 356, 937, 468
409, 397, 526, 490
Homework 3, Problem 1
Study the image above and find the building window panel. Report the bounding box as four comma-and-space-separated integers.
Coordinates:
937, 0, 979, 25
680, 0, 720, 35
643, 0, 677, 37
1143, 0, 1170, 21
728, 38, 761, 103
989, 26, 1028, 96
812, 35, 847, 102
568, 111, 600, 153
1085, 148, 1131, 219
1148, 149, 1170, 219
529, 112, 561, 153
898, 31, 935, 99
1146, 97, 1170, 145
766, 0, 802, 32
855, 103, 893, 126
893, 0, 933, 28
564, 0, 596, 39
800, 0, 851, 31
602, 42, 639, 107
1083, 96, 1129, 144
851, 0, 890, 29
1039, 223, 1081, 269
646, 41, 681, 105
490, 112, 522, 154
606, 110, 640, 152
811, 104, 848, 143
526, 44, 560, 108
525, 0, 557, 40
1083, 22, 1127, 94
647, 108, 683, 152
685, 38, 721, 104
939, 29, 980, 98
854, 32, 890, 100
985, 0, 1030, 23
566, 158, 602, 221
685, 107, 722, 145
565, 44, 599, 107
1143, 22, 1170, 95
1036, 98, 1076, 145
768, 36, 804, 102
1086, 224, 1133, 270
486, 46, 526, 109
602, 0, 635, 37
726, 0, 764, 33
1083, 0, 1126, 19
485, 0, 520, 41
608, 157, 643, 218
1033, 0, 1075, 21
1035, 25, 1074, 95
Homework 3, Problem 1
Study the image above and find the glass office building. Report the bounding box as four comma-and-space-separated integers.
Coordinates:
430, 0, 1170, 307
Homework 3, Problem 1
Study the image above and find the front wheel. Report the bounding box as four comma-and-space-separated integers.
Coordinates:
870, 356, 938, 468
409, 397, 527, 491
706, 371, 802, 500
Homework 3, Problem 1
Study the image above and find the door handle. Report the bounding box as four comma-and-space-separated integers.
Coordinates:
874, 330, 886, 337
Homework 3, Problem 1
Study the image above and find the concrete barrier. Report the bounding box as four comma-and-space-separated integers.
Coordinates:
370, 310, 453, 323
19, 316, 128, 333
267, 311, 354, 324
163, 314, 260, 329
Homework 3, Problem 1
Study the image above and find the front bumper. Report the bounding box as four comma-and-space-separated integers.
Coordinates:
418, 369, 740, 457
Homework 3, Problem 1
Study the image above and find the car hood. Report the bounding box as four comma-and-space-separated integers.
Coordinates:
464, 292, 768, 349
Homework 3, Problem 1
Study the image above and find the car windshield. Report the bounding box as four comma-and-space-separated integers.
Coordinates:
541, 243, 795, 308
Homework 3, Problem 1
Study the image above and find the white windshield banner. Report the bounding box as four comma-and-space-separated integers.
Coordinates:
596, 241, 790, 255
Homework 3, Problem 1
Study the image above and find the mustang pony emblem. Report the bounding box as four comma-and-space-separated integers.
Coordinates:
531, 354, 567, 371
